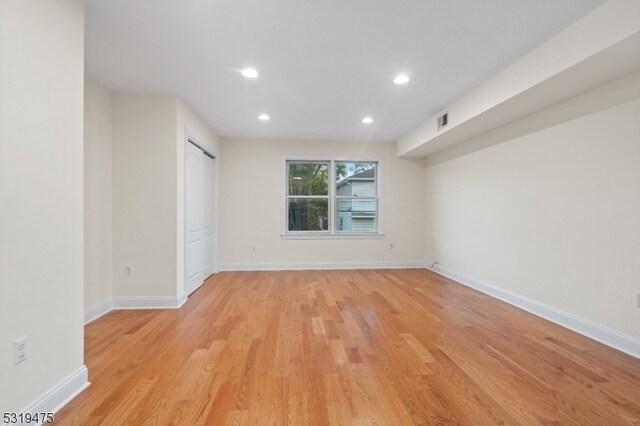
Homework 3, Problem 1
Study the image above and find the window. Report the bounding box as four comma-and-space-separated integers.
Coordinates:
335, 161, 377, 233
287, 161, 329, 232
284, 159, 380, 236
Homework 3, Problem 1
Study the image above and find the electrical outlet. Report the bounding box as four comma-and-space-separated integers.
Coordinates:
251, 243, 256, 252
14, 336, 28, 366
124, 265, 132, 276
389, 242, 394, 250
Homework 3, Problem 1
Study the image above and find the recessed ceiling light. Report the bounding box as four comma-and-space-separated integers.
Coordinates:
362, 117, 373, 124
241, 68, 259, 78
258, 114, 270, 121
393, 74, 410, 85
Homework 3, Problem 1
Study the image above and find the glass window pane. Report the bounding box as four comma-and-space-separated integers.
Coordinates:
288, 162, 329, 196
288, 198, 329, 231
336, 162, 376, 197
336, 198, 377, 232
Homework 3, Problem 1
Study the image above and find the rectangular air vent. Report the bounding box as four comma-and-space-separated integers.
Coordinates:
437, 112, 448, 130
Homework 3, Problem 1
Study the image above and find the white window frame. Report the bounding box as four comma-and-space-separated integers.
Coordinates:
281, 155, 384, 239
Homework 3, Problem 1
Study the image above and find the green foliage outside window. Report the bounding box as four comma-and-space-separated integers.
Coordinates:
288, 162, 328, 231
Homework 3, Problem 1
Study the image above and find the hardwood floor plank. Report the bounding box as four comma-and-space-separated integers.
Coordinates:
203, 382, 238, 425
225, 410, 249, 426
53, 269, 640, 425
287, 392, 309, 426
400, 332, 436, 364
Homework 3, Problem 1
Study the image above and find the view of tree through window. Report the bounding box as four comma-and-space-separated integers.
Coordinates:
286, 160, 379, 234
287, 162, 329, 231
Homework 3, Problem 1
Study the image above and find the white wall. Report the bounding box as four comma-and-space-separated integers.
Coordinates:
111, 94, 221, 300
176, 99, 221, 295
220, 140, 425, 268
424, 90, 640, 340
0, 0, 86, 412
398, 0, 640, 157
84, 76, 113, 310
112, 94, 178, 298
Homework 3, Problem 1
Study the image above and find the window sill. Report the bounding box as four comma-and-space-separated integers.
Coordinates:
280, 233, 385, 240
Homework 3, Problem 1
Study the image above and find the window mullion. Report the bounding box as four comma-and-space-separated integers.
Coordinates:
329, 160, 335, 234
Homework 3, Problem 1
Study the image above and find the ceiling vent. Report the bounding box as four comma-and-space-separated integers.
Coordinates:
437, 112, 449, 130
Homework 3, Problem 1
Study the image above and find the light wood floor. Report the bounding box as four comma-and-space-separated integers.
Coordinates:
55, 269, 640, 425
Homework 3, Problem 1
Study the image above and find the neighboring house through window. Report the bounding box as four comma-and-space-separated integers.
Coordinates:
336, 165, 376, 232
284, 158, 380, 237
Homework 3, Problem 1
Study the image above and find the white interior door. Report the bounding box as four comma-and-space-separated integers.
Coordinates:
202, 154, 214, 278
185, 142, 204, 295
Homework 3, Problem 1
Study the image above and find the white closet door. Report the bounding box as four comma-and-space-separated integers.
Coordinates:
185, 142, 204, 295
202, 154, 214, 278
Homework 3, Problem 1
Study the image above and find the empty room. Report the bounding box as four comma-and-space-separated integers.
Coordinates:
2, 0, 640, 424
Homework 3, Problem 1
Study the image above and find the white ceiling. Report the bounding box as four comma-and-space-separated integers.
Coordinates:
86, 0, 604, 142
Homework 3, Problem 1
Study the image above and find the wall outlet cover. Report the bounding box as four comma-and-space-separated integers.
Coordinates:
14, 336, 28, 365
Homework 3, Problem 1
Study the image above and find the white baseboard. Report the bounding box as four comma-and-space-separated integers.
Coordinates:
84, 299, 114, 324
176, 291, 187, 308
220, 261, 428, 271
84, 292, 189, 323
15, 366, 89, 425
112, 294, 186, 309
426, 263, 640, 359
